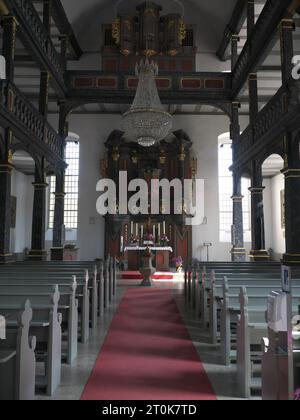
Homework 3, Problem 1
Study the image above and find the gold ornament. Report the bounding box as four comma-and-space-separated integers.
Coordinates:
112, 18, 120, 44
179, 19, 186, 44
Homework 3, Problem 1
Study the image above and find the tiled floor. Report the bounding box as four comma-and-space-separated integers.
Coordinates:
38, 279, 257, 400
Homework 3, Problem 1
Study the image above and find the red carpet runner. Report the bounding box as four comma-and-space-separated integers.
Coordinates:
81, 289, 216, 400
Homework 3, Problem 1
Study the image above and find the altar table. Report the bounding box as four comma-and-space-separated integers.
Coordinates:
124, 246, 173, 272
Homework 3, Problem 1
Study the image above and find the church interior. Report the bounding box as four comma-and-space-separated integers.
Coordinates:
0, 0, 300, 401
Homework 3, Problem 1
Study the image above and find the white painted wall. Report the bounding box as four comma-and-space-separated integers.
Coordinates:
49, 113, 250, 261
263, 173, 286, 261
10, 170, 34, 254
271, 173, 285, 259
263, 178, 273, 253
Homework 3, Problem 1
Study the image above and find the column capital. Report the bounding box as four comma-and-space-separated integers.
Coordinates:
231, 195, 244, 202
231, 34, 240, 42
0, 163, 13, 173
232, 101, 241, 109
279, 19, 295, 30
1, 15, 18, 26
32, 182, 48, 188
59, 34, 69, 41
248, 73, 257, 81
249, 186, 265, 194
281, 168, 300, 178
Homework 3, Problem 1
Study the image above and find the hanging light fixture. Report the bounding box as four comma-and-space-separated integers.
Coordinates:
122, 58, 173, 148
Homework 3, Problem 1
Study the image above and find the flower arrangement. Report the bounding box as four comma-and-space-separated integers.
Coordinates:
160, 234, 169, 245
172, 256, 183, 272
130, 234, 139, 245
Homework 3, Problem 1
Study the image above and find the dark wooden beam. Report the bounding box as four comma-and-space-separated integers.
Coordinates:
232, 0, 298, 98
216, 0, 247, 61
6, 0, 67, 97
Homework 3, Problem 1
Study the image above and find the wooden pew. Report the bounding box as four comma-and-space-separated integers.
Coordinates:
201, 269, 299, 335
6, 258, 115, 325
0, 301, 36, 400
0, 278, 78, 364
0, 271, 90, 344
0, 315, 4, 339
0, 286, 62, 396
0, 266, 96, 327
236, 287, 299, 398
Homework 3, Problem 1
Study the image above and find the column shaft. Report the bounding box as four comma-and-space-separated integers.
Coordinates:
279, 19, 294, 84
29, 166, 48, 261
231, 102, 246, 261
249, 163, 269, 261
282, 133, 300, 265
51, 103, 68, 260
0, 134, 13, 263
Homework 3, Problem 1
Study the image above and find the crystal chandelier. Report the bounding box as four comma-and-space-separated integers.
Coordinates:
122, 59, 173, 147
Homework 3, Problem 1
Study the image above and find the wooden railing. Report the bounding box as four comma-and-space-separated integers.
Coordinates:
8, 0, 66, 94
232, 0, 295, 97
0, 80, 64, 162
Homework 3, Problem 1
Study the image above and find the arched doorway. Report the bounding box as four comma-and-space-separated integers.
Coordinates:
262, 154, 285, 261
10, 150, 35, 259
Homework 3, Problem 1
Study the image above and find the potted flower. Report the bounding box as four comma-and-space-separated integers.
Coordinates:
173, 256, 183, 272
160, 234, 169, 247
130, 234, 139, 245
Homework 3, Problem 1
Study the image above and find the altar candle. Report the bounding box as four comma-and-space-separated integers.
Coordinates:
153, 225, 155, 239
158, 223, 161, 237
136, 223, 138, 236
163, 221, 166, 235
131, 221, 134, 234
141, 226, 144, 239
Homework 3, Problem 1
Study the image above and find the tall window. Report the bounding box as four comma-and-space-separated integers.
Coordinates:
49, 141, 80, 229
218, 138, 251, 243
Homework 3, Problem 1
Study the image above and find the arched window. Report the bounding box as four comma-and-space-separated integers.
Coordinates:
49, 136, 80, 230
218, 134, 251, 243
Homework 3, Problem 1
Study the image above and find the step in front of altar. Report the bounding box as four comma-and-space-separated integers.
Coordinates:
120, 271, 174, 281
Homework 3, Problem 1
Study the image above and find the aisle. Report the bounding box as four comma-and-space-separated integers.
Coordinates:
81, 288, 216, 400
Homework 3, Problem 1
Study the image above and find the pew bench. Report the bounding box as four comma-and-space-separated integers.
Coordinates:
0, 287, 61, 396
0, 264, 104, 330
0, 280, 78, 364
0, 301, 36, 400
0, 273, 90, 344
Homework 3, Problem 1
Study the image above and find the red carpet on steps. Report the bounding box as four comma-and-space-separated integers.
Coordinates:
121, 271, 173, 280
81, 288, 216, 400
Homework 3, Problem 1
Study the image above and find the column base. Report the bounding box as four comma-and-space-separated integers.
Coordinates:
282, 253, 300, 266
28, 250, 48, 261
0, 253, 14, 264
249, 250, 270, 262
51, 247, 64, 261
231, 247, 246, 262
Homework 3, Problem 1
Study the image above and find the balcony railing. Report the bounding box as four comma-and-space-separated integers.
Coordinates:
0, 80, 64, 162
9, 0, 66, 93
237, 79, 300, 163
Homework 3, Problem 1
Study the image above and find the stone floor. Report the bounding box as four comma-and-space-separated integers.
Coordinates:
38, 279, 259, 400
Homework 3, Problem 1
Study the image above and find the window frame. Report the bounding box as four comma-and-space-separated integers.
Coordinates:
48, 140, 80, 230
